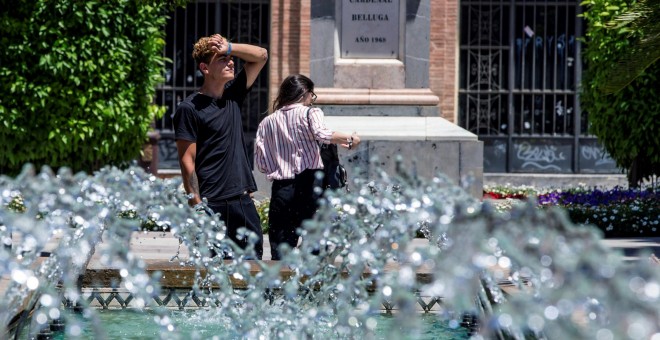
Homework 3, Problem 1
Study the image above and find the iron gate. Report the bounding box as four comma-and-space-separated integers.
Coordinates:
458, 0, 619, 173
155, 0, 270, 171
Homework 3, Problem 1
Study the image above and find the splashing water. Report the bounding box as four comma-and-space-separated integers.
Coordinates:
1, 163, 658, 339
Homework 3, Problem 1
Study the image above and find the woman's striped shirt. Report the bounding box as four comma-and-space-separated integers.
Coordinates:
255, 103, 333, 181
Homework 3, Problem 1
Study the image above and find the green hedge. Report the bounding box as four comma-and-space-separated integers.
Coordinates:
0, 1, 185, 175
581, 0, 660, 185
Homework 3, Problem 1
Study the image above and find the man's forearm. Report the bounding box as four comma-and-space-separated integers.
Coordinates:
230, 43, 268, 63
182, 170, 201, 206
176, 140, 200, 206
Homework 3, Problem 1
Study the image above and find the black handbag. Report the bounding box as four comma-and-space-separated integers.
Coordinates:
306, 108, 347, 189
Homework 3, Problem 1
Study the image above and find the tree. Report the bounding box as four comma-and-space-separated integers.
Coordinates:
581, 0, 660, 187
0, 0, 187, 176
600, 0, 660, 94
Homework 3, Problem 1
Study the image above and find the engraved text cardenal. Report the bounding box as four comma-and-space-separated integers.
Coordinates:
516, 142, 566, 170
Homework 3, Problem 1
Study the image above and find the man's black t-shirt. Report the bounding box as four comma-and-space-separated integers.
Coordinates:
174, 70, 257, 203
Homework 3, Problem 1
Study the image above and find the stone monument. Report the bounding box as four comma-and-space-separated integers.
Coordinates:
254, 0, 482, 198
309, 0, 483, 198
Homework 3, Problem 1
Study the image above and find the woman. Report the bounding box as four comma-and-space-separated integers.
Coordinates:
255, 74, 360, 260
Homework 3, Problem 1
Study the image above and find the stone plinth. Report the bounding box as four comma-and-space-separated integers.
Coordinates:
326, 116, 483, 198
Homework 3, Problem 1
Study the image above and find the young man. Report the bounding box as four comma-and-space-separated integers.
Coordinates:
174, 34, 267, 259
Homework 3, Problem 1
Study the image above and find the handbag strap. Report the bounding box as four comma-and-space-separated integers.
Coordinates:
304, 106, 312, 129
305, 107, 324, 148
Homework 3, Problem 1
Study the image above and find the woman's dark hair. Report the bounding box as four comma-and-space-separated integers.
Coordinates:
272, 74, 314, 112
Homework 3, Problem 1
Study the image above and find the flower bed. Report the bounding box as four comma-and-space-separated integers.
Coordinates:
484, 185, 660, 238
7, 183, 657, 238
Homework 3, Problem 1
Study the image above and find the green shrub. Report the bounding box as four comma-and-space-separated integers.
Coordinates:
254, 198, 270, 234
0, 1, 184, 175
581, 0, 660, 186
6, 194, 26, 213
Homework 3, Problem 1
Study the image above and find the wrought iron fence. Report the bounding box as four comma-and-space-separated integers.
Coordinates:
458, 0, 619, 173
155, 0, 269, 170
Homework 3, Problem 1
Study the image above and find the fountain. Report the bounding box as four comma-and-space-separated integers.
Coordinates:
1, 163, 658, 339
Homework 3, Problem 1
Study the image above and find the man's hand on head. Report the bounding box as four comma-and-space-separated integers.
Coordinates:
210, 34, 229, 56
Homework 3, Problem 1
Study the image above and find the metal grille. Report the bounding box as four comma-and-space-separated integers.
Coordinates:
458, 1, 619, 173
80, 288, 446, 312
155, 0, 270, 170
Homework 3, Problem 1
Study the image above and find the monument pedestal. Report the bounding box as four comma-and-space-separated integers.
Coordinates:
325, 116, 483, 198
252, 0, 483, 198
315, 88, 441, 107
